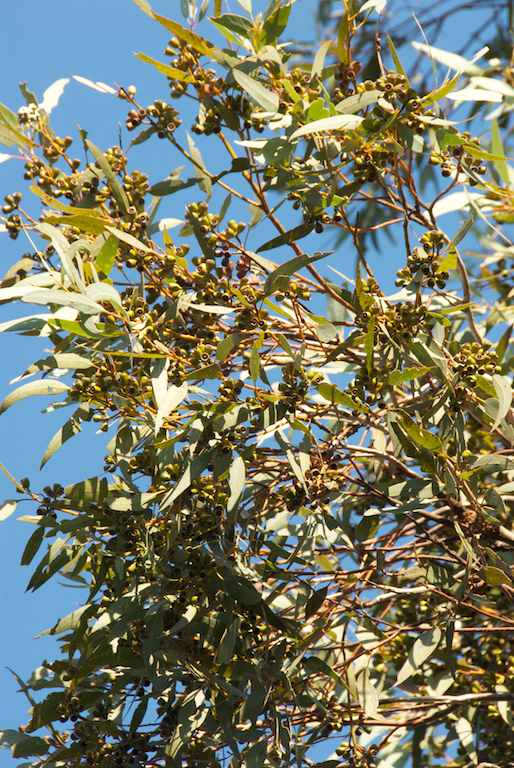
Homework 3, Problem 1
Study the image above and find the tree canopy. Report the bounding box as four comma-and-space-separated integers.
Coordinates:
2, 1, 514, 767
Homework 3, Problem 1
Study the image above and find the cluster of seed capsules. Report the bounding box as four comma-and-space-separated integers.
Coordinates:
332, 61, 362, 98
2, 192, 22, 239
396, 231, 451, 289
125, 98, 182, 138
355, 300, 430, 347
276, 67, 324, 107
429, 135, 487, 184
453, 341, 501, 379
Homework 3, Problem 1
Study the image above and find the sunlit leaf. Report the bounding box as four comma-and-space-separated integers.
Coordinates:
394, 627, 442, 687
0, 379, 69, 414
289, 114, 364, 140
233, 69, 280, 114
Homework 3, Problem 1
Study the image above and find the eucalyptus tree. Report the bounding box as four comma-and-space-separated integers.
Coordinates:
2, 1, 514, 767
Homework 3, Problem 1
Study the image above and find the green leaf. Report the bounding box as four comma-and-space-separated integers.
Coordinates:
215, 616, 241, 663
355, 510, 380, 542
85, 140, 129, 214
462, 142, 512, 164
219, 193, 232, 223
425, 72, 460, 104
365, 316, 375, 374
154, 384, 188, 435
38, 604, 91, 637
398, 412, 443, 452
136, 52, 193, 81
263, 251, 326, 294
335, 89, 382, 114
403, 563, 455, 590
41, 403, 92, 468
187, 133, 212, 200
452, 208, 478, 248
491, 373, 512, 430
438, 246, 458, 272
65, 477, 109, 502
317, 383, 367, 412
311, 40, 333, 81
95, 234, 118, 275
303, 655, 346, 687
257, 222, 314, 255
0, 499, 17, 521
394, 627, 442, 687
214, 13, 252, 38
481, 566, 512, 586
184, 363, 222, 381
0, 101, 20, 130
160, 454, 212, 511
304, 586, 327, 620
216, 332, 245, 361
496, 323, 513, 363
148, 176, 197, 196
314, 322, 338, 342
21, 526, 45, 566
275, 430, 308, 493
0, 124, 32, 149
260, 3, 291, 47
289, 113, 364, 140
130, 697, 149, 733
22, 288, 104, 315
0, 379, 69, 414
228, 455, 245, 518
387, 35, 409, 82
245, 740, 267, 768
232, 69, 279, 114
11, 736, 49, 758
149, 12, 220, 59
104, 225, 152, 252
491, 118, 509, 184
337, 11, 349, 65
0, 460, 24, 492
357, 667, 379, 718
250, 340, 261, 382
386, 367, 431, 385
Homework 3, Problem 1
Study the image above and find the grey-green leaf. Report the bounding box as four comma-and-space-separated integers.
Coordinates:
233, 69, 279, 114
0, 380, 70, 414
394, 627, 442, 687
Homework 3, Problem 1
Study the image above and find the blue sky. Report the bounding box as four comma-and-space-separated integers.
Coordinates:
0, 0, 500, 761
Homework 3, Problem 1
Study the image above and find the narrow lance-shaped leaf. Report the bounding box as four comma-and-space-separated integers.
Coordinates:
337, 10, 349, 65
492, 374, 512, 430
257, 222, 314, 255
86, 140, 129, 213
214, 14, 253, 38
187, 133, 212, 200
317, 383, 368, 412
264, 251, 327, 292
398, 411, 443, 452
41, 403, 92, 468
227, 455, 245, 519
491, 118, 509, 184
0, 380, 70, 414
136, 52, 193, 81
289, 114, 364, 140
0, 500, 17, 521
394, 626, 442, 687
357, 667, 379, 718
260, 3, 291, 47
232, 69, 280, 114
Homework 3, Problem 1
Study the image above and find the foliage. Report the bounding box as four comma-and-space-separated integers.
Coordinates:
2, 1, 514, 767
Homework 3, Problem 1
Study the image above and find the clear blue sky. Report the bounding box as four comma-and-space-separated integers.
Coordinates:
0, 0, 497, 762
